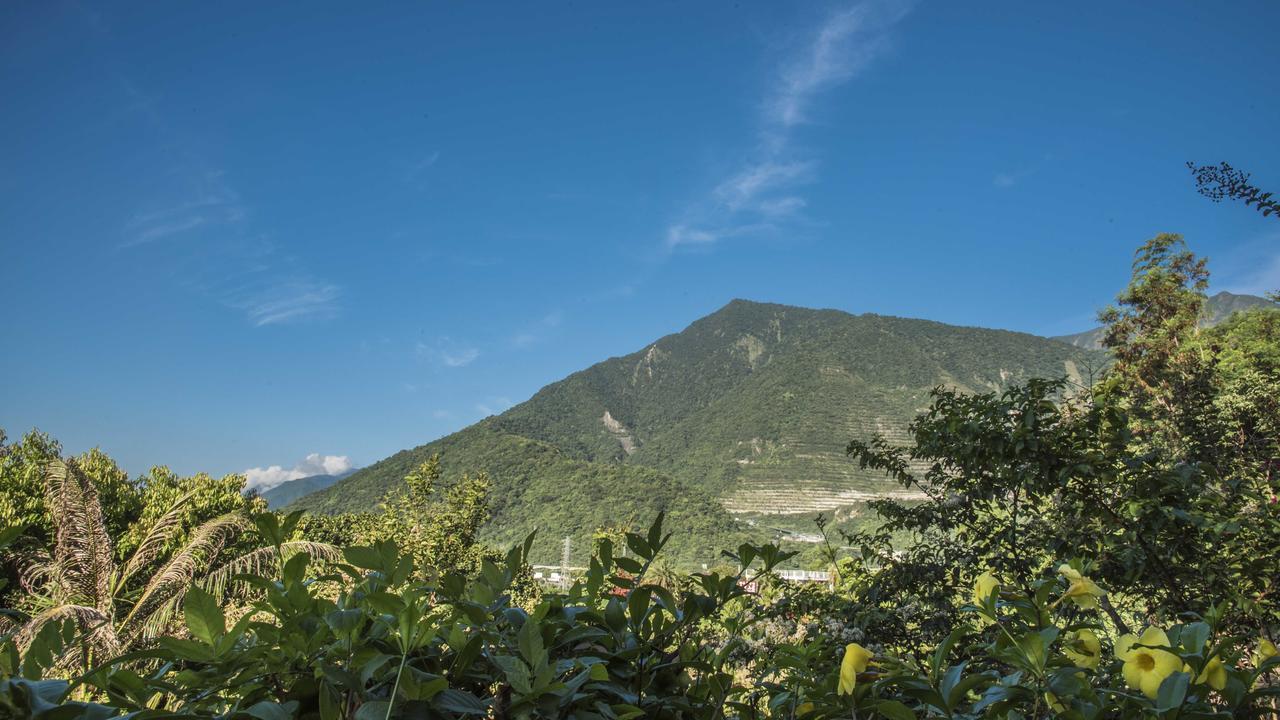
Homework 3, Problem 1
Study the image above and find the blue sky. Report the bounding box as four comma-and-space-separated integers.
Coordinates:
3, 1, 1278, 484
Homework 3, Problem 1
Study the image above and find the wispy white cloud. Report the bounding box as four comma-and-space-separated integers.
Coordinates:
475, 396, 513, 417
416, 338, 481, 367
112, 75, 341, 327
768, 4, 907, 128
666, 224, 722, 248
441, 348, 480, 367
510, 310, 565, 349
123, 215, 208, 247
121, 176, 245, 248
1215, 231, 1280, 297
993, 172, 1019, 188
405, 150, 441, 183
230, 280, 341, 326
664, 1, 912, 251
243, 452, 355, 491
714, 160, 816, 211
756, 195, 808, 218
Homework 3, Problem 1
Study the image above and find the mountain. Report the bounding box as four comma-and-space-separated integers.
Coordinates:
260, 472, 351, 508
292, 299, 1106, 565
1053, 291, 1277, 350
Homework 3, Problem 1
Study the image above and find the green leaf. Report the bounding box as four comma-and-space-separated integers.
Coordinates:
1155, 671, 1189, 712
353, 701, 390, 720
435, 688, 488, 715
244, 700, 301, 720
343, 545, 384, 570
182, 587, 225, 645
1179, 622, 1210, 656
877, 699, 916, 720
518, 617, 545, 668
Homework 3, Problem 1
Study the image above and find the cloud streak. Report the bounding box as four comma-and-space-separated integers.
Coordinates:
664, 1, 912, 250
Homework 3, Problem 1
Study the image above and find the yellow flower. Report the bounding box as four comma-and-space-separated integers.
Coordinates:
838, 643, 873, 695
1063, 629, 1102, 670
1255, 637, 1278, 667
1118, 627, 1182, 700
1191, 656, 1227, 691
973, 571, 1000, 607
1056, 564, 1106, 610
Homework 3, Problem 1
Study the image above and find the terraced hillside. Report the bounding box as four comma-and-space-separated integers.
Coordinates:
293, 299, 1106, 563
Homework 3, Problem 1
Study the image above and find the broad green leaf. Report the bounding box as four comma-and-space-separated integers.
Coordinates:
182, 587, 225, 645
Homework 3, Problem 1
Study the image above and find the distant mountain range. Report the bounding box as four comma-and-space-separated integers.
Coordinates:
260, 471, 354, 508
1052, 291, 1277, 350
291, 299, 1113, 565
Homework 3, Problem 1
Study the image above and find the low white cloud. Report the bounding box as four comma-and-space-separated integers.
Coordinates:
243, 453, 355, 491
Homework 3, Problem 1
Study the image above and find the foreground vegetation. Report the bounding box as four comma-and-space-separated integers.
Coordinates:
1, 233, 1278, 718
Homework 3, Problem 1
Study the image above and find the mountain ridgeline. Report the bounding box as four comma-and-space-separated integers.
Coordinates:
1052, 291, 1275, 349
259, 473, 350, 509
291, 300, 1109, 565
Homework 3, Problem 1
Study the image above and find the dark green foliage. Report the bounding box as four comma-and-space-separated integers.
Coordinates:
842, 237, 1280, 650
5, 516, 805, 719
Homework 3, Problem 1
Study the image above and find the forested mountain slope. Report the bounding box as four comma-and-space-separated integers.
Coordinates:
293, 299, 1106, 561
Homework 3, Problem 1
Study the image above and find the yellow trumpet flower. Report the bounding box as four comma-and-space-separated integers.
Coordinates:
838, 643, 873, 695
1056, 564, 1106, 610
1117, 627, 1181, 700
1189, 656, 1227, 691
973, 571, 999, 607
1063, 629, 1101, 670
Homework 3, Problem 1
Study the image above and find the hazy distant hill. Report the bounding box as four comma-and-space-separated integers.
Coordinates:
292, 300, 1104, 565
1053, 291, 1277, 350
260, 472, 351, 508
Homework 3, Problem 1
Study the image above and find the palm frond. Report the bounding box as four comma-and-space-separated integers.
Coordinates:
203, 540, 344, 600
139, 540, 344, 640
118, 512, 247, 643
15, 604, 123, 670
117, 489, 198, 591
43, 459, 115, 613
16, 547, 54, 596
